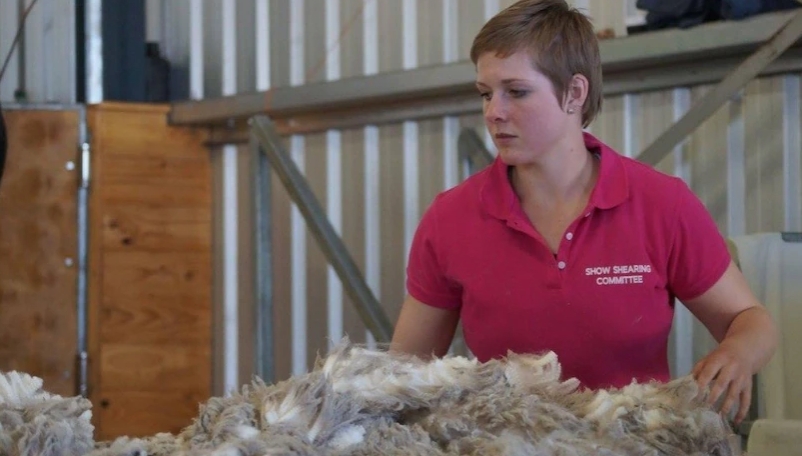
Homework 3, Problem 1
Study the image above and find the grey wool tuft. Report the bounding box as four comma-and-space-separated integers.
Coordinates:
0, 339, 738, 456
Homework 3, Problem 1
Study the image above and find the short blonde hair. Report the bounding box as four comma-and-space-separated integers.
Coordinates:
470, 0, 602, 127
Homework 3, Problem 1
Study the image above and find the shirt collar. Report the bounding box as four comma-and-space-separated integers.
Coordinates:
480, 132, 630, 220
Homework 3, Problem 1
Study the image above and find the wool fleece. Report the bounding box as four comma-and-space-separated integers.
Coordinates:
0, 340, 738, 456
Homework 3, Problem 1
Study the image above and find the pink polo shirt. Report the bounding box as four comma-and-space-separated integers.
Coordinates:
406, 133, 731, 390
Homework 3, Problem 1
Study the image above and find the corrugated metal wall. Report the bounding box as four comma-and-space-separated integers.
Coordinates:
149, 0, 802, 397
3, 0, 799, 400
0, 0, 76, 103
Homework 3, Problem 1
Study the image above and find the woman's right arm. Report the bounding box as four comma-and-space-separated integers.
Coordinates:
390, 295, 459, 359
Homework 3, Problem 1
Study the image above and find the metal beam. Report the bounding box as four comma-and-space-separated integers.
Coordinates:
198, 46, 802, 146
170, 10, 802, 131
251, 132, 274, 384
638, 9, 802, 166
249, 115, 394, 343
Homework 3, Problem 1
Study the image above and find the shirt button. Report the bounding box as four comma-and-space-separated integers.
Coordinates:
558, 261, 566, 270
566, 232, 574, 241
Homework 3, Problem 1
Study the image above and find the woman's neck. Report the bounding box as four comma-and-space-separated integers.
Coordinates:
510, 136, 598, 208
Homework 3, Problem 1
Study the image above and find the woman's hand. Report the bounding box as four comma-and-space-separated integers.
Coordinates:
691, 342, 753, 425
682, 262, 778, 426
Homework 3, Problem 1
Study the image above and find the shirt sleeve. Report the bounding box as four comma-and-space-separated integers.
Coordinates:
667, 180, 732, 301
405, 198, 463, 310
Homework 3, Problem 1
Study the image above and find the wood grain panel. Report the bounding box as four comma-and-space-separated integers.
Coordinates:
96, 390, 205, 440
99, 343, 211, 392
102, 205, 211, 251
99, 154, 211, 206
0, 109, 79, 397
100, 250, 210, 343
90, 103, 207, 158
101, 251, 211, 301
87, 103, 212, 439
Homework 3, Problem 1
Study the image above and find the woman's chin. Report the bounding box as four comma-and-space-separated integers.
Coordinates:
497, 148, 527, 166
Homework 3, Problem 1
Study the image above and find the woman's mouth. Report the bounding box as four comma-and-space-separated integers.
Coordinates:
495, 133, 517, 144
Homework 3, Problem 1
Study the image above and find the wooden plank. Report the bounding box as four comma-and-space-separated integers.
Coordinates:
0, 109, 79, 397
92, 104, 209, 158
100, 250, 211, 344
99, 343, 211, 392
95, 390, 206, 440
87, 102, 213, 439
100, 290, 211, 346
101, 251, 211, 295
102, 205, 211, 251
99, 154, 211, 206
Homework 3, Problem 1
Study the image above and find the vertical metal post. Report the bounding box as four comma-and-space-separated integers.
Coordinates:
251, 129, 274, 384
783, 75, 801, 231
76, 107, 90, 397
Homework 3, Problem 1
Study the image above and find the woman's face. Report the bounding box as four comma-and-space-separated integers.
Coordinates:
476, 50, 573, 166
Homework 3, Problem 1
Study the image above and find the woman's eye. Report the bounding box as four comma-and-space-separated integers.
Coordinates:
509, 89, 528, 98
479, 92, 491, 100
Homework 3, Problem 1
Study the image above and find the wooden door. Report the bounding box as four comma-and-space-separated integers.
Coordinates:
87, 103, 212, 440
0, 107, 81, 397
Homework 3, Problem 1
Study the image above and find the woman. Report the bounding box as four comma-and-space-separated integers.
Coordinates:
390, 0, 776, 426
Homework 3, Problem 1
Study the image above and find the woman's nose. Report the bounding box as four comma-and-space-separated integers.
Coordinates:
484, 96, 507, 123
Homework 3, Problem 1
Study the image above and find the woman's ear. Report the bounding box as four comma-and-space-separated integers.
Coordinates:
565, 73, 589, 114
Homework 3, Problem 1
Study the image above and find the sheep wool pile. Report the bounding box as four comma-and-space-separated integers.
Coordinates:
1, 340, 738, 456
0, 371, 94, 456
